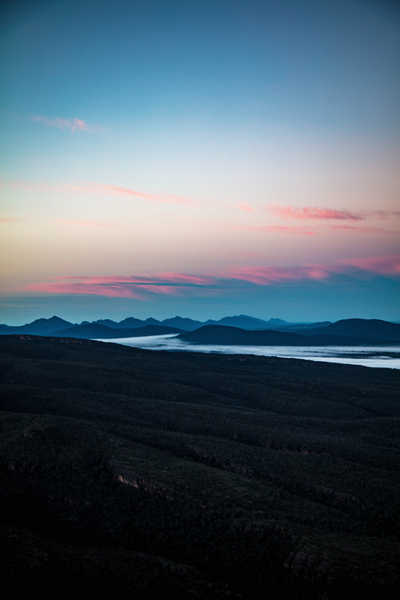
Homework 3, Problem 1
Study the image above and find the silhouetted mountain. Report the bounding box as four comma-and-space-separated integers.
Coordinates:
55, 323, 182, 339
264, 318, 288, 328
0, 315, 73, 335
1, 315, 399, 343
204, 315, 272, 330
180, 323, 400, 346
110, 324, 181, 337
94, 319, 121, 328
162, 316, 203, 331
277, 321, 332, 331
180, 325, 307, 345
117, 317, 147, 328
55, 323, 126, 338
145, 317, 162, 325
296, 318, 400, 342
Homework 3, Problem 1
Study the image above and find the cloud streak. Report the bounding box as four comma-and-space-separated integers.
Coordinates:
87, 184, 190, 205
56, 218, 116, 229
1, 180, 191, 206
269, 205, 363, 221
22, 255, 400, 299
240, 223, 398, 236
327, 224, 396, 234
226, 265, 330, 284
25, 273, 216, 299
226, 255, 400, 285
340, 255, 400, 276
243, 224, 316, 235
32, 115, 92, 132
237, 202, 253, 212
267, 205, 400, 222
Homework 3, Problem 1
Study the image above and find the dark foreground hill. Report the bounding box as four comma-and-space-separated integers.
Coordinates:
1, 335, 400, 597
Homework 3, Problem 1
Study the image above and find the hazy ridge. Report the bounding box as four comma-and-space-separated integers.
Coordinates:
1, 315, 400, 346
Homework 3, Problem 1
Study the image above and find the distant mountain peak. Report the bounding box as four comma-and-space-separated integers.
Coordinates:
215, 315, 271, 330
265, 318, 288, 325
32, 315, 69, 324
162, 316, 203, 331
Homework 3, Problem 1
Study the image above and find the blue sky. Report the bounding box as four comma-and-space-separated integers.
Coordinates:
1, 0, 399, 323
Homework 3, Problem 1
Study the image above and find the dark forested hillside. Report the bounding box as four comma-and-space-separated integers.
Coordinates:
1, 335, 400, 597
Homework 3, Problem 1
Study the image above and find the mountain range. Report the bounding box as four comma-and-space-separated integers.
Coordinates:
0, 313, 324, 334
1, 315, 399, 345
179, 319, 400, 346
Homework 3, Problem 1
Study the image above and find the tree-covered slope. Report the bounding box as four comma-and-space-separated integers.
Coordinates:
1, 335, 399, 597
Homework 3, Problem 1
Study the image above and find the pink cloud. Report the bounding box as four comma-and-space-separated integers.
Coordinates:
56, 218, 116, 229
156, 272, 215, 285
240, 222, 397, 236
21, 254, 400, 299
328, 224, 397, 234
1, 180, 190, 206
94, 184, 190, 205
24, 272, 216, 299
26, 281, 145, 299
32, 115, 91, 132
0, 217, 22, 223
244, 225, 316, 235
267, 205, 400, 224
227, 255, 400, 285
269, 205, 363, 221
340, 255, 400, 276
238, 202, 253, 212
364, 210, 400, 219
226, 265, 330, 284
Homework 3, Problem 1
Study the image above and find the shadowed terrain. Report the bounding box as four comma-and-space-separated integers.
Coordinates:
1, 335, 400, 597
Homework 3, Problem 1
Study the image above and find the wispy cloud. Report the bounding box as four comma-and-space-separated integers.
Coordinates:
226, 265, 330, 284
25, 273, 216, 299
327, 224, 397, 234
227, 255, 400, 284
364, 210, 400, 220
56, 218, 116, 229
340, 255, 400, 276
22, 255, 400, 299
1, 180, 191, 206
243, 224, 316, 235
269, 205, 363, 221
32, 115, 92, 132
239, 223, 397, 236
268, 205, 400, 222
237, 202, 253, 212
86, 184, 190, 205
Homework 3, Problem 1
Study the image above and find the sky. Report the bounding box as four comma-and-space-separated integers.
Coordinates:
1, 0, 399, 324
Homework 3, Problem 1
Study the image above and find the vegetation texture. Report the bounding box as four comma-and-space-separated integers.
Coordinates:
1, 335, 399, 597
